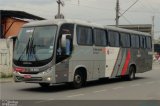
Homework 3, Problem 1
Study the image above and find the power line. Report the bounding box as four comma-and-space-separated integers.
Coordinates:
121, 14, 132, 24
116, 0, 140, 27
119, 0, 140, 18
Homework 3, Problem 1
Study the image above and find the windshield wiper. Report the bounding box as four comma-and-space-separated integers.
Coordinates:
18, 39, 31, 61
29, 45, 39, 61
28, 37, 39, 61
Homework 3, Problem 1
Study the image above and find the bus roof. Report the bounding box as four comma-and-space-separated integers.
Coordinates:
23, 19, 151, 36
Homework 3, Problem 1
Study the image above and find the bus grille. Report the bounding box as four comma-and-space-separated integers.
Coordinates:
19, 72, 40, 74
16, 76, 42, 81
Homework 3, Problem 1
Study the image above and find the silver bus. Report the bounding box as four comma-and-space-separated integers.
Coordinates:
13, 19, 152, 88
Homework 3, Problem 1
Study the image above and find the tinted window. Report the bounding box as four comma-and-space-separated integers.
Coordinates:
140, 36, 146, 49
146, 36, 152, 49
59, 24, 74, 37
131, 35, 139, 48
120, 33, 130, 47
94, 29, 107, 46
77, 26, 93, 45
108, 31, 120, 47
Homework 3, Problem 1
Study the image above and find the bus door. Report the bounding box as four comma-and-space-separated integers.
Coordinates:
55, 24, 74, 83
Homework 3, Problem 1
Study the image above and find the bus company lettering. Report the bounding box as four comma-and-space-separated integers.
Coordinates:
102, 48, 114, 55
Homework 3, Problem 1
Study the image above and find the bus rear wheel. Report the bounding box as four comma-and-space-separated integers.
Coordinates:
72, 71, 84, 89
126, 66, 136, 80
39, 83, 50, 88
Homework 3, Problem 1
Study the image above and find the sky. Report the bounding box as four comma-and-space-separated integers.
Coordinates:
0, 0, 160, 39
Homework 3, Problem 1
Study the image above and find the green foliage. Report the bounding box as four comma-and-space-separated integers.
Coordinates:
0, 72, 13, 78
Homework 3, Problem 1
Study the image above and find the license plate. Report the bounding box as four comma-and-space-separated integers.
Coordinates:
24, 75, 31, 79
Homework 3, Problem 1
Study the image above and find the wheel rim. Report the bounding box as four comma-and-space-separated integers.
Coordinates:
75, 75, 81, 84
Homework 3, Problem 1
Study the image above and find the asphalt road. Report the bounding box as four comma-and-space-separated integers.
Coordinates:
0, 63, 160, 104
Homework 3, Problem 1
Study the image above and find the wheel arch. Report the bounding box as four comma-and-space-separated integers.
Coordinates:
73, 65, 88, 82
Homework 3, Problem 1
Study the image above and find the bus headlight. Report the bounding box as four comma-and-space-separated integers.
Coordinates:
46, 77, 51, 81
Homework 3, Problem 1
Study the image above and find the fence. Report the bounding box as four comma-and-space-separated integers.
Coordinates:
0, 39, 13, 77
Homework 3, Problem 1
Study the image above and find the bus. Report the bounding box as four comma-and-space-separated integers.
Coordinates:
13, 19, 153, 88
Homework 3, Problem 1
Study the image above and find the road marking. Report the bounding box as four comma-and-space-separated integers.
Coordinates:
93, 89, 106, 93
47, 98, 55, 100
67, 94, 85, 98
112, 87, 124, 90
35, 98, 55, 103
145, 81, 155, 84
35, 100, 47, 103
131, 84, 141, 87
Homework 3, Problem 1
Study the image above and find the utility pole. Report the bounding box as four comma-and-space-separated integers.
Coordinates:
57, 0, 61, 18
115, 0, 139, 27
116, 0, 120, 27
152, 16, 155, 52
55, 0, 64, 19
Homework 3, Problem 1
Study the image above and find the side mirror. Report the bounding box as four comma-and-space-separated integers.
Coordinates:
61, 34, 71, 48
61, 34, 71, 55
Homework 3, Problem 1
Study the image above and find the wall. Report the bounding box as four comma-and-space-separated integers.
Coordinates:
0, 39, 13, 77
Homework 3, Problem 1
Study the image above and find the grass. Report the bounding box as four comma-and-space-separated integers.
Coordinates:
0, 72, 13, 78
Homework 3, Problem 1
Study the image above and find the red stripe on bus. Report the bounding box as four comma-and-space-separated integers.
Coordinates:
121, 50, 131, 75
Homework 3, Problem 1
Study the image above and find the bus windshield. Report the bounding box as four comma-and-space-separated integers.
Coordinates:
13, 25, 57, 62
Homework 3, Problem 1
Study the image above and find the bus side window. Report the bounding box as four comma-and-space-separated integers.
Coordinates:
108, 31, 120, 47
76, 26, 93, 46
120, 33, 130, 48
140, 36, 144, 49
131, 34, 139, 48
140, 35, 147, 49
94, 28, 107, 46
143, 36, 147, 49
135, 35, 140, 48
146, 36, 152, 49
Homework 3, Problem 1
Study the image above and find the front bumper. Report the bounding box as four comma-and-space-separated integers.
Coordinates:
13, 70, 56, 83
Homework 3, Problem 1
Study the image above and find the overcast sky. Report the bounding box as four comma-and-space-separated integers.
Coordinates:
0, 0, 160, 39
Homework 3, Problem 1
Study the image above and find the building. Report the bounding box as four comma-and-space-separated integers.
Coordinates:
110, 24, 152, 34
0, 10, 45, 38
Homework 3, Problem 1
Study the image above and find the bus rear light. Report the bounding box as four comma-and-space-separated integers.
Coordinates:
14, 67, 25, 72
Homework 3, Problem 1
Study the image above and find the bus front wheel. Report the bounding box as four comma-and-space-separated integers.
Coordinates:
72, 71, 84, 89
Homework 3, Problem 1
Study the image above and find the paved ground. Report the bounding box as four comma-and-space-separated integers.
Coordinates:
0, 63, 160, 105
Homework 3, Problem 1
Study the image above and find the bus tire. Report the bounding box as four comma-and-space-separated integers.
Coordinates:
39, 83, 50, 88
126, 66, 136, 81
72, 70, 84, 89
